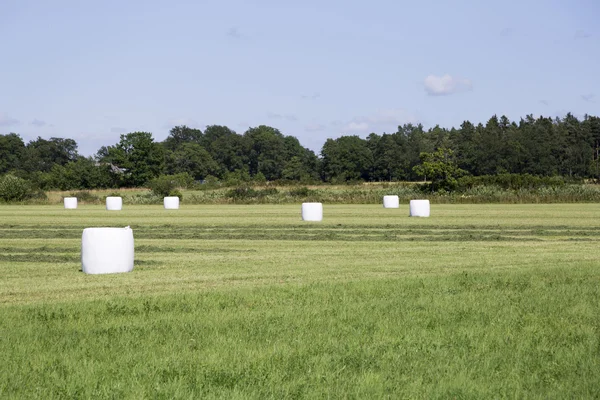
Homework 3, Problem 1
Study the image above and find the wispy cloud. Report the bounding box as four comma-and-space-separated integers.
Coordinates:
227, 27, 242, 39
304, 123, 327, 132
302, 92, 320, 100
164, 118, 201, 128
0, 113, 20, 127
424, 74, 473, 96
110, 127, 126, 133
340, 108, 419, 133
346, 122, 369, 131
581, 94, 595, 103
267, 112, 297, 121
574, 30, 592, 39
31, 118, 46, 127
540, 100, 549, 106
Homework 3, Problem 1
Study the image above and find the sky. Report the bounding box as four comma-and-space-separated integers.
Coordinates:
1, 0, 598, 156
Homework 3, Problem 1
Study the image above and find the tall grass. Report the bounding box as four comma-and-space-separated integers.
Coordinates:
34, 182, 600, 206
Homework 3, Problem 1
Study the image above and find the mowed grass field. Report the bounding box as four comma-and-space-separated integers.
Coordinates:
1, 204, 600, 399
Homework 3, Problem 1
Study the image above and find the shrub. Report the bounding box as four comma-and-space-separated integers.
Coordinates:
0, 174, 35, 202
169, 189, 183, 200
147, 173, 193, 197
289, 187, 316, 197
226, 186, 278, 200
457, 174, 567, 191
253, 172, 267, 185
68, 191, 100, 204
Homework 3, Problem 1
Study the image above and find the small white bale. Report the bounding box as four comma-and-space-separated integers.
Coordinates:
164, 196, 180, 209
302, 202, 323, 221
383, 195, 399, 208
409, 199, 430, 217
81, 227, 134, 274
106, 196, 122, 211
64, 197, 78, 209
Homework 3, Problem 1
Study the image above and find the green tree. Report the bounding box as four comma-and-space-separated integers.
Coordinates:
0, 133, 26, 173
560, 113, 592, 177
244, 125, 287, 180
413, 147, 466, 192
106, 132, 165, 187
22, 137, 79, 173
202, 125, 249, 176
162, 125, 203, 151
165, 143, 219, 180
320, 136, 373, 182
45, 157, 116, 190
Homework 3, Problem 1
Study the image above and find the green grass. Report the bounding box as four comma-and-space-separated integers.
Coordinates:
1, 204, 600, 398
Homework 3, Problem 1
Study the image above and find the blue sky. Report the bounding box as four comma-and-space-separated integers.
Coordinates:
1, 0, 598, 156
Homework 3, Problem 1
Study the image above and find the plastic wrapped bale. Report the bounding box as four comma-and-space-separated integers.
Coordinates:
81, 227, 134, 274
383, 195, 399, 208
64, 197, 78, 209
302, 202, 323, 221
163, 196, 180, 209
106, 196, 122, 211
409, 199, 430, 217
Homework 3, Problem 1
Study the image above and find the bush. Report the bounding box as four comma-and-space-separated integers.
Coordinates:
0, 174, 36, 202
223, 169, 252, 187
147, 173, 193, 197
169, 189, 183, 200
289, 187, 316, 197
226, 186, 278, 200
68, 191, 100, 204
457, 174, 566, 191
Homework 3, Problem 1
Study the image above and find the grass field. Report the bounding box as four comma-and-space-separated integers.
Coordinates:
1, 204, 600, 398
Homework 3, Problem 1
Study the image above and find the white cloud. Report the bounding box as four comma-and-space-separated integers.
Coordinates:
424, 74, 473, 96
0, 113, 20, 127
31, 118, 46, 127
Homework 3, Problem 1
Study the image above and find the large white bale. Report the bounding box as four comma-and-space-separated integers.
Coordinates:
302, 202, 323, 221
81, 227, 134, 274
409, 199, 430, 217
64, 197, 78, 209
164, 196, 180, 209
106, 196, 122, 211
383, 195, 399, 208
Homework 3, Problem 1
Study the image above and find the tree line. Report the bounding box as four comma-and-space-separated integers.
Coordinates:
1, 113, 599, 191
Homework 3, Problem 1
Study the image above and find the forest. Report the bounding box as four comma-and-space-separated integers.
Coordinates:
1, 113, 600, 195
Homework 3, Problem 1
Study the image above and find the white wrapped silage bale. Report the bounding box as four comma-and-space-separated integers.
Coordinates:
64, 197, 78, 209
409, 199, 430, 217
81, 226, 134, 274
106, 196, 122, 211
383, 195, 399, 208
163, 196, 180, 209
302, 202, 323, 221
